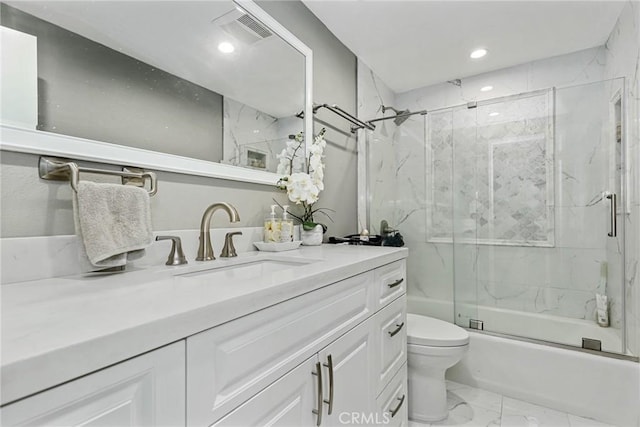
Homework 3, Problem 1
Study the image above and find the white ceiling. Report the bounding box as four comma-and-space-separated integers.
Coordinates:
302, 0, 626, 93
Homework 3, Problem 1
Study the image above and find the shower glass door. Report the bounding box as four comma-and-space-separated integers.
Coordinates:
448, 79, 626, 355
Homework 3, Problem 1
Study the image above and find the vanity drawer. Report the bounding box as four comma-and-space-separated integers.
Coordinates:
186, 271, 375, 426
376, 362, 408, 427
374, 294, 407, 395
374, 260, 406, 309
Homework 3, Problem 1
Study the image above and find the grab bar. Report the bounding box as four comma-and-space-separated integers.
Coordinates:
38, 156, 157, 196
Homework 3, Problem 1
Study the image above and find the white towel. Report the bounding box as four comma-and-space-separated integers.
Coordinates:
73, 181, 153, 271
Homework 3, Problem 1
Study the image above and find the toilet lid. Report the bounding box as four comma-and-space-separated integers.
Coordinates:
407, 313, 469, 347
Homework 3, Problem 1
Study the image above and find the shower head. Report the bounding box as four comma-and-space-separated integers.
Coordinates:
381, 105, 411, 126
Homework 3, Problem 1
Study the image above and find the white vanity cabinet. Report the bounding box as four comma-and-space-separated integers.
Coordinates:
0, 342, 186, 427
1, 250, 408, 427
187, 259, 407, 427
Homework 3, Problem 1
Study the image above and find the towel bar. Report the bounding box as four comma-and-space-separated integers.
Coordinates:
296, 103, 375, 133
38, 156, 158, 196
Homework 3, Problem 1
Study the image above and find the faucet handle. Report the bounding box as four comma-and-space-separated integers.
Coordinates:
155, 236, 188, 266
221, 231, 242, 258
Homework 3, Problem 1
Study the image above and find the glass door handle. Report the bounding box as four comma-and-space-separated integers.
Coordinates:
606, 193, 617, 237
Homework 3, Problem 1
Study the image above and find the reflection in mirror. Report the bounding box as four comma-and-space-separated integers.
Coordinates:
0, 1, 307, 175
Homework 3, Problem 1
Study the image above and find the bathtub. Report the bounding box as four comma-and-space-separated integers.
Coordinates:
409, 296, 640, 426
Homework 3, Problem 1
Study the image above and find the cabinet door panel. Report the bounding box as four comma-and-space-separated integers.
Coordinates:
319, 319, 376, 426
1, 342, 185, 427
187, 272, 374, 426
213, 356, 318, 427
374, 295, 407, 395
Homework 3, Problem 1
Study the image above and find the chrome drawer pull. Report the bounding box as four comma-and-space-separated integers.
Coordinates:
387, 278, 404, 288
388, 322, 405, 337
389, 394, 405, 418
311, 362, 323, 426
323, 354, 334, 414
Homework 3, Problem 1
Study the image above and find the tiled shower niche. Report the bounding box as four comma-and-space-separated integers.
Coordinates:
426, 89, 555, 247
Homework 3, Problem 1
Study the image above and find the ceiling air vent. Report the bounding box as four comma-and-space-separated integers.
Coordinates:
236, 14, 272, 39
214, 9, 273, 46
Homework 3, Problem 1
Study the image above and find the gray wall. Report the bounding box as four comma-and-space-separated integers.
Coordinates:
0, 1, 358, 239
258, 1, 359, 235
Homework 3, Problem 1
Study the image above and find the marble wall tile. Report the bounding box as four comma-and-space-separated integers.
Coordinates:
554, 81, 611, 209
477, 281, 599, 321
357, 59, 403, 235
359, 17, 637, 350
222, 97, 301, 173
555, 206, 608, 249
472, 246, 606, 291
409, 243, 455, 302
603, 0, 640, 355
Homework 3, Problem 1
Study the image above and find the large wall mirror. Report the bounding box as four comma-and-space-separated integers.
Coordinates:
0, 0, 313, 185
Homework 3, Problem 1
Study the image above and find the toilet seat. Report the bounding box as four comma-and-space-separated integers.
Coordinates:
407, 313, 469, 347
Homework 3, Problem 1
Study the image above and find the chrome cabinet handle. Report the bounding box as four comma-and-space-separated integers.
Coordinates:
389, 394, 405, 418
388, 322, 405, 338
387, 278, 404, 288
311, 362, 323, 426
323, 355, 334, 414
606, 193, 617, 237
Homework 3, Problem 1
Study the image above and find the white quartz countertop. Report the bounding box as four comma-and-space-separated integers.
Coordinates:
1, 244, 407, 405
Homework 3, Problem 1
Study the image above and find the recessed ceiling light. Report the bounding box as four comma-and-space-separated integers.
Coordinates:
489, 112, 500, 117
480, 85, 493, 92
470, 48, 488, 59
218, 42, 235, 54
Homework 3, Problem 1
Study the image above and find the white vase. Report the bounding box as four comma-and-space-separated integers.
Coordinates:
301, 224, 323, 246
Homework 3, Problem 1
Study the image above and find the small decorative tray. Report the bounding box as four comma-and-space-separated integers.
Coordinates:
253, 241, 303, 252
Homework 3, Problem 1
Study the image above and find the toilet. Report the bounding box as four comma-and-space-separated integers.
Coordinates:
407, 313, 470, 422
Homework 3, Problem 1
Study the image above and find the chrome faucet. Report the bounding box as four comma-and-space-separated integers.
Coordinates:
196, 202, 240, 261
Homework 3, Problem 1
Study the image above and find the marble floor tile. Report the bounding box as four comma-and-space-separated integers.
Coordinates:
430, 403, 501, 427
501, 397, 571, 427
409, 383, 618, 427
446, 381, 503, 413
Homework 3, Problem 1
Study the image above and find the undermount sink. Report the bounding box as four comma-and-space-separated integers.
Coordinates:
176, 256, 316, 282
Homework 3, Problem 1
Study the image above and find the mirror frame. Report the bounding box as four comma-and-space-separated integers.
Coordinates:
0, 0, 313, 186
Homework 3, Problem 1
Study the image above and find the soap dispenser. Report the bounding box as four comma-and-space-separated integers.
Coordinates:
264, 204, 281, 243
280, 205, 294, 243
